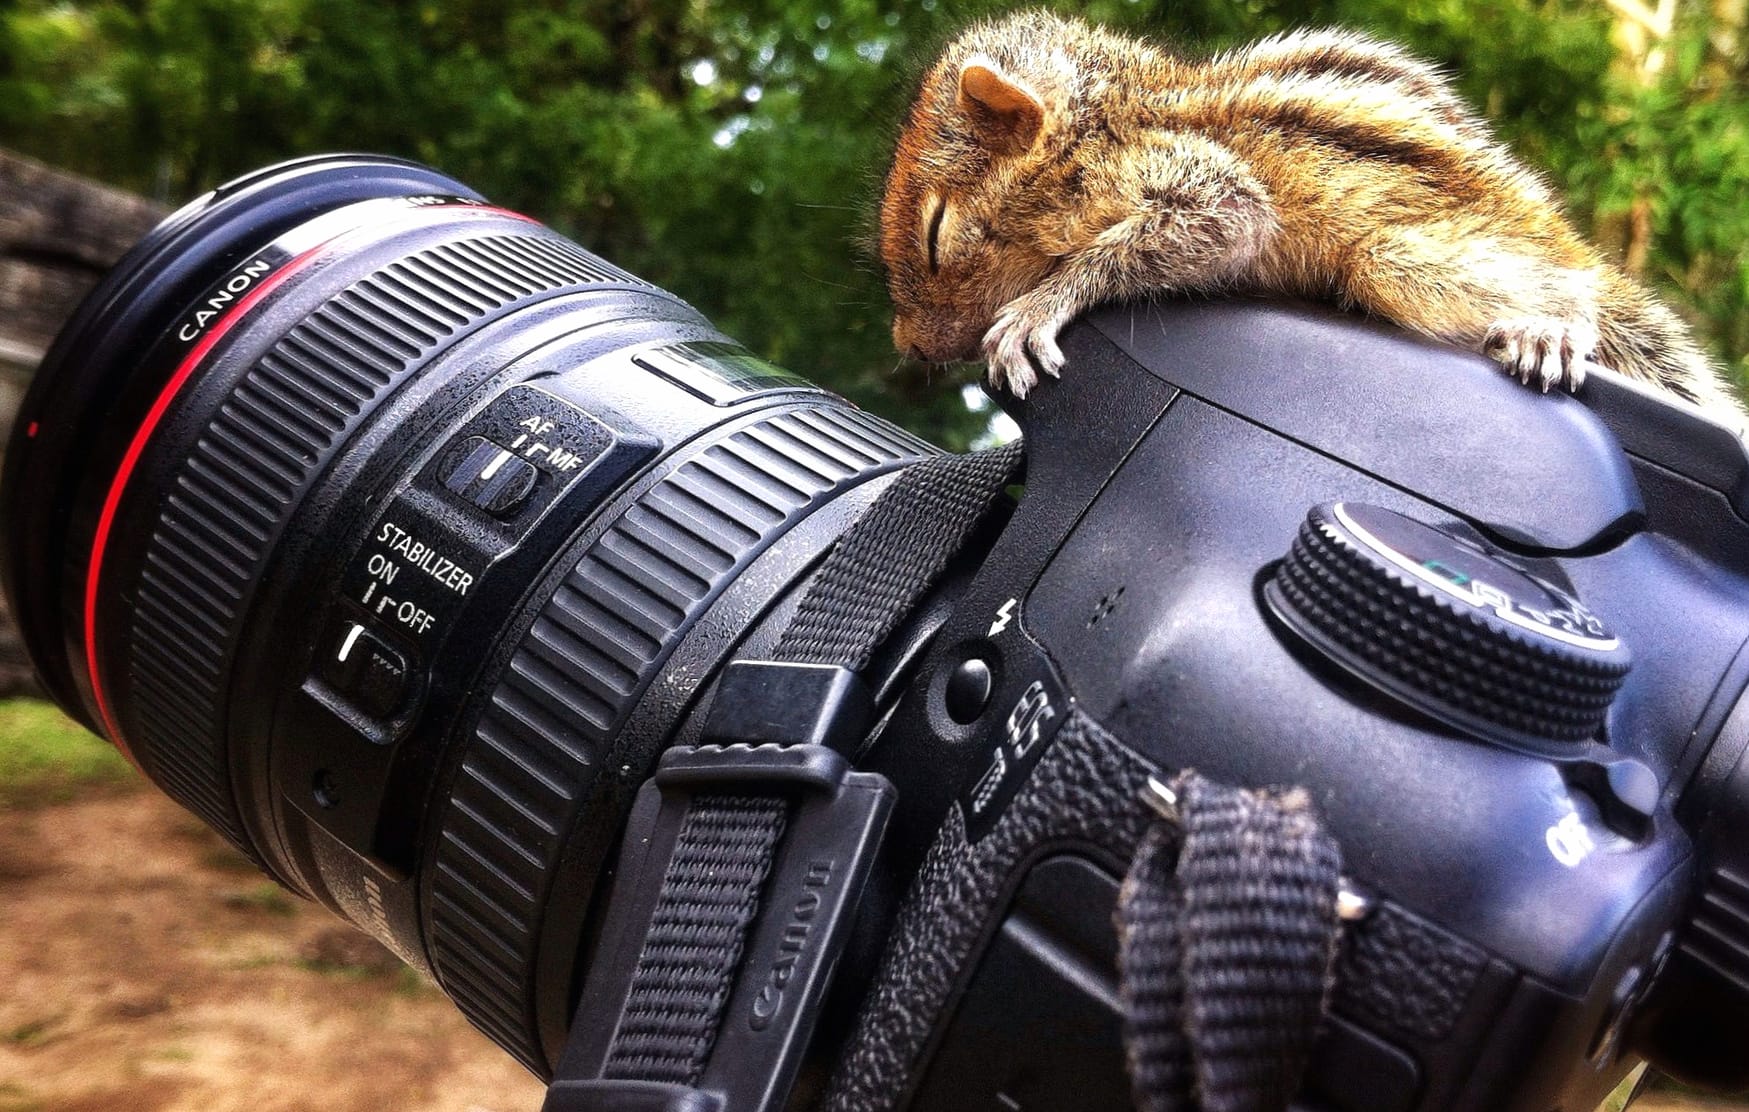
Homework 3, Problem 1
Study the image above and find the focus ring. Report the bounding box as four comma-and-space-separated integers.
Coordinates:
126, 230, 650, 855
428, 405, 933, 1071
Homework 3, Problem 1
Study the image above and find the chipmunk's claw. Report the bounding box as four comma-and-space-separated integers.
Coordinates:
982, 322, 1038, 397
1484, 317, 1595, 394
982, 300, 1071, 398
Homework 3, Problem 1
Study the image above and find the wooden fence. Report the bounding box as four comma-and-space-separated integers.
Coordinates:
0, 149, 167, 697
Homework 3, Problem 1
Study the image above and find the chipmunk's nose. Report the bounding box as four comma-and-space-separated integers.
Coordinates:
893, 317, 939, 363
894, 314, 971, 364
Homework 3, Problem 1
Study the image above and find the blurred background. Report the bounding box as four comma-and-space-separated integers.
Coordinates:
0, 0, 1745, 1109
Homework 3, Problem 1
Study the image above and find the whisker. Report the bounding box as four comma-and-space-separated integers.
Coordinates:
800, 271, 861, 291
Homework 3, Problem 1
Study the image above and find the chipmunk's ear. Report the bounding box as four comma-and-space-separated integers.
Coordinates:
957, 59, 1045, 155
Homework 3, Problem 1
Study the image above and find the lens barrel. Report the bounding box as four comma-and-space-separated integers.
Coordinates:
0, 156, 934, 1073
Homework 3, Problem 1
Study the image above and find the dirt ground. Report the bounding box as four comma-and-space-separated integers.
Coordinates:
0, 783, 1739, 1111
0, 786, 545, 1112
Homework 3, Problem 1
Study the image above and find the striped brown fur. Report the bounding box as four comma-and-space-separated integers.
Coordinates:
881, 10, 1739, 423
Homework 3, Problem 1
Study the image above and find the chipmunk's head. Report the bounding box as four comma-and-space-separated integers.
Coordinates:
881, 13, 1087, 364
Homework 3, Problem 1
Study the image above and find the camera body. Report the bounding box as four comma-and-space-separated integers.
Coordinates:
14, 157, 1749, 1112
826, 299, 1749, 1112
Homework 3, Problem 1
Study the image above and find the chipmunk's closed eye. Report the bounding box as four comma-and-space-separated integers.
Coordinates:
926, 198, 947, 272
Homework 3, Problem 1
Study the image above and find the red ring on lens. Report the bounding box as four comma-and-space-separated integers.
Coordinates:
84, 244, 324, 763
82, 202, 533, 762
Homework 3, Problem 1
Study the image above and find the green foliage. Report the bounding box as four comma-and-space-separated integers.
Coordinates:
2, 0, 1745, 441
0, 697, 133, 807
1564, 15, 1749, 385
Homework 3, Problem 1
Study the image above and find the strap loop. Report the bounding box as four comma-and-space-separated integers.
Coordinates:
550, 743, 893, 1112
1118, 771, 1344, 1112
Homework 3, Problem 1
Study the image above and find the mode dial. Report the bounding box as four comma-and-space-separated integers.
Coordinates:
1264, 502, 1630, 750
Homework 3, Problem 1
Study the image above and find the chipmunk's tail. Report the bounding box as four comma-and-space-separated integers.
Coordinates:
1596, 271, 1743, 424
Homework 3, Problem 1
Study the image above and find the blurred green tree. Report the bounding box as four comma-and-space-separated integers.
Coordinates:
2, 0, 1744, 447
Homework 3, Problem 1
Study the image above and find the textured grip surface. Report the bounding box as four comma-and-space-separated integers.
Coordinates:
127, 232, 649, 856
428, 405, 932, 1071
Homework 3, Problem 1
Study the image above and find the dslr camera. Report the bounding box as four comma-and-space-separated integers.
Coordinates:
9, 156, 1749, 1112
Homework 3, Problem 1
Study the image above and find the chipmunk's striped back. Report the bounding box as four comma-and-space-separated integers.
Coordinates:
881, 11, 1738, 421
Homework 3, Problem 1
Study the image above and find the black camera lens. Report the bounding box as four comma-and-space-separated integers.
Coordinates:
0, 155, 933, 1073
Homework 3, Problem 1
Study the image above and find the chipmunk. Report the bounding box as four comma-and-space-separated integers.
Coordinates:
880, 10, 1741, 422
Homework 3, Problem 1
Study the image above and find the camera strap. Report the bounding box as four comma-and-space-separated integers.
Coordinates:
1117, 773, 1344, 1112
543, 442, 1025, 1112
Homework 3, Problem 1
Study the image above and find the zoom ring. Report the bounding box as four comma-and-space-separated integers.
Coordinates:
428, 405, 932, 1072
1274, 517, 1627, 745
127, 230, 650, 857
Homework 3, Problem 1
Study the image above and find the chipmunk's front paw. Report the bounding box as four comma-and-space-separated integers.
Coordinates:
981, 299, 1070, 399
1483, 317, 1597, 393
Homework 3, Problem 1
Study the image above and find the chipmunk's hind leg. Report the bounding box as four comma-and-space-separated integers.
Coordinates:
1594, 270, 1742, 422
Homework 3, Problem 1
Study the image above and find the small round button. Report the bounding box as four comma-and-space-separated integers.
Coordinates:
945, 658, 994, 723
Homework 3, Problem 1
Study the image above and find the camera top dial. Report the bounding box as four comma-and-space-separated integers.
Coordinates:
1265, 502, 1631, 751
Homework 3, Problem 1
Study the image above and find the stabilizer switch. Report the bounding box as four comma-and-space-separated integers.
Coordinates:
317, 618, 414, 721
1264, 502, 1631, 751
